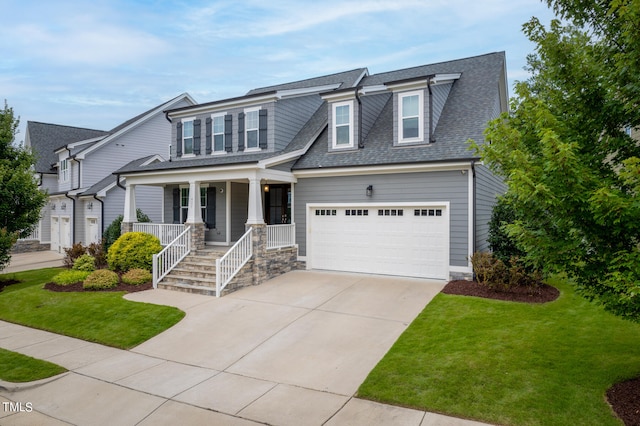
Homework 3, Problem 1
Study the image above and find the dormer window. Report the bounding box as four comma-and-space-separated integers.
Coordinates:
60, 159, 69, 182
399, 91, 424, 143
332, 101, 354, 149
182, 119, 194, 155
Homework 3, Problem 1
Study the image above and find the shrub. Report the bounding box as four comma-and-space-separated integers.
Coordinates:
72, 254, 96, 272
470, 251, 508, 289
63, 243, 87, 269
87, 241, 108, 269
122, 268, 152, 286
83, 269, 119, 290
107, 232, 161, 272
487, 195, 526, 265
103, 209, 151, 252
52, 270, 91, 286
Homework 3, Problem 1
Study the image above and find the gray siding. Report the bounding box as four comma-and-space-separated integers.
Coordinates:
431, 82, 452, 130
204, 182, 228, 243
231, 183, 249, 240
294, 170, 469, 266
474, 164, 505, 252
274, 96, 324, 152
103, 189, 125, 231
136, 186, 163, 223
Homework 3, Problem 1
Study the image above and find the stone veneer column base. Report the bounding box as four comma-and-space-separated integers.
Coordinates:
186, 222, 206, 250
121, 222, 134, 234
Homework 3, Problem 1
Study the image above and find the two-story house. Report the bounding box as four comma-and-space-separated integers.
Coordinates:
116, 52, 507, 294
23, 93, 196, 253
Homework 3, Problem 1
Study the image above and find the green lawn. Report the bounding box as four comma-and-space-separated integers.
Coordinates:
0, 348, 66, 382
358, 277, 640, 426
0, 268, 185, 349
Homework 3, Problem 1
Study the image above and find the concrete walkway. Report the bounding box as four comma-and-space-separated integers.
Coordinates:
0, 270, 491, 426
3, 251, 64, 273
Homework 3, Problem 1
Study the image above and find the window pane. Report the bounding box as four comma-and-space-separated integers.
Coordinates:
214, 134, 224, 152
183, 121, 193, 137
336, 125, 350, 145
403, 117, 419, 139
246, 110, 258, 129
402, 95, 419, 117
247, 129, 258, 148
213, 116, 224, 133
184, 137, 193, 154
181, 188, 189, 207
335, 105, 350, 125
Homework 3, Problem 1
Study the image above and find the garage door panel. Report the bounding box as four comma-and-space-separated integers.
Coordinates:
309, 205, 449, 279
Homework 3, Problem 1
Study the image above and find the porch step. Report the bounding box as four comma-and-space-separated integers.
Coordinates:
157, 282, 217, 296
157, 247, 222, 293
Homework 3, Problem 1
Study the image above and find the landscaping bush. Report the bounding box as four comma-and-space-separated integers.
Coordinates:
72, 254, 95, 272
103, 209, 151, 252
52, 270, 91, 286
122, 268, 152, 286
87, 241, 108, 269
107, 232, 161, 272
83, 269, 119, 290
63, 242, 87, 269
470, 251, 541, 290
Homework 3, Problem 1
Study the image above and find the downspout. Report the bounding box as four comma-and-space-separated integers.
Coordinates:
471, 160, 477, 279
64, 192, 76, 245
93, 194, 104, 240
355, 87, 364, 148
427, 76, 435, 143
116, 174, 126, 190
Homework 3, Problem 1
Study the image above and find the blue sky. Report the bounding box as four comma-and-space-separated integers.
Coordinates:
1, 0, 556, 143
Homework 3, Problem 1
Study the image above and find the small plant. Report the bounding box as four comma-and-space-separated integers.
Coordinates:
72, 254, 96, 272
122, 268, 152, 286
63, 243, 87, 269
87, 241, 108, 269
52, 270, 91, 286
471, 251, 542, 290
83, 269, 119, 290
107, 232, 161, 272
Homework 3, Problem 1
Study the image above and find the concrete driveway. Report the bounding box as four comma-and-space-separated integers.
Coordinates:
0, 270, 490, 425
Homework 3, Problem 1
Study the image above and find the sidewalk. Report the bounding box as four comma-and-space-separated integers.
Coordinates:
3, 251, 64, 274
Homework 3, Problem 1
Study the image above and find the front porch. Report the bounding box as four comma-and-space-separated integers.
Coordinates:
120, 169, 300, 296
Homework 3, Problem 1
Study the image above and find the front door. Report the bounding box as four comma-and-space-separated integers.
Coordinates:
265, 184, 291, 224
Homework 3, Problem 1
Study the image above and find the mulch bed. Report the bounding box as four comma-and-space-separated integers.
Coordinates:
0, 279, 20, 293
43, 281, 152, 293
443, 279, 638, 425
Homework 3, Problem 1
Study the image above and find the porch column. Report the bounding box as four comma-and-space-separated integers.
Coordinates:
246, 177, 265, 225
123, 184, 136, 223
186, 180, 203, 224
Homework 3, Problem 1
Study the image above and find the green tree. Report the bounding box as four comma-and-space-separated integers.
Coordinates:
0, 101, 47, 270
473, 1, 640, 320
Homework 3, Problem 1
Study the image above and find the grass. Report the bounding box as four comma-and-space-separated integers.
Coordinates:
358, 277, 640, 426
0, 348, 66, 382
0, 268, 185, 349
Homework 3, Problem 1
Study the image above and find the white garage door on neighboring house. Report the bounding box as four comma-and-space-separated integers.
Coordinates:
307, 203, 450, 280
51, 216, 60, 252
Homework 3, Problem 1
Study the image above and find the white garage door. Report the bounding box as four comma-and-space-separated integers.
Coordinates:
308, 203, 449, 280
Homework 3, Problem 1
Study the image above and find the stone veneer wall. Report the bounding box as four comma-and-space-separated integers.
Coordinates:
11, 241, 51, 253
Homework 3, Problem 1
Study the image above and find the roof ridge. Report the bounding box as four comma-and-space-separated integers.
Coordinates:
27, 121, 108, 133
249, 67, 368, 93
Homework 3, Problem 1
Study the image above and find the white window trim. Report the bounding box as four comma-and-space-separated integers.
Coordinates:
244, 107, 261, 150
211, 112, 227, 155
332, 100, 354, 149
398, 90, 424, 144
182, 117, 196, 157
60, 159, 69, 183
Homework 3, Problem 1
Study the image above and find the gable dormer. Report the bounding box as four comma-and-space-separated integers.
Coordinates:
321, 88, 360, 152
385, 73, 461, 147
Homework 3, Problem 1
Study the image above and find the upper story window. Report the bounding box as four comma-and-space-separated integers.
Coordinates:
182, 119, 194, 155
399, 91, 424, 143
212, 114, 225, 153
245, 109, 259, 150
60, 159, 69, 182
332, 101, 354, 149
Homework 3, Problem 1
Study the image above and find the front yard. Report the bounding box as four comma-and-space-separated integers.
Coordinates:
358, 277, 640, 426
0, 268, 184, 349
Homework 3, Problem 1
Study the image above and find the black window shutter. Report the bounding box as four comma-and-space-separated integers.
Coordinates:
224, 114, 233, 152
176, 122, 182, 158
205, 117, 212, 155
193, 119, 201, 155
259, 109, 268, 149
237, 112, 245, 151
206, 187, 216, 228
172, 188, 180, 223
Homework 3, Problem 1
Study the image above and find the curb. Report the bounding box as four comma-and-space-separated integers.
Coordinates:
0, 372, 69, 393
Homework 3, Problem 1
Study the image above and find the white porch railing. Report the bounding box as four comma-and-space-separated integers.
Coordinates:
19, 225, 41, 241
152, 226, 191, 288
134, 223, 186, 246
216, 227, 253, 297
266, 224, 295, 249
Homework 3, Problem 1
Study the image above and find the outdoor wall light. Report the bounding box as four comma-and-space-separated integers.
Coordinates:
366, 185, 373, 197
51, 204, 56, 211
87, 202, 93, 211
264, 184, 270, 193
61, 202, 66, 210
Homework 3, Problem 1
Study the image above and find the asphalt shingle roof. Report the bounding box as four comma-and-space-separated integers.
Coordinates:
26, 122, 108, 173
246, 68, 368, 95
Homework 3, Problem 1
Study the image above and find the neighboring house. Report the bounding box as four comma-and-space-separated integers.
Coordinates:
116, 52, 508, 290
22, 93, 196, 253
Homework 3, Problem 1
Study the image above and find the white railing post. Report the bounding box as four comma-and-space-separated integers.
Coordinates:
266, 224, 295, 249
152, 253, 158, 288
216, 227, 253, 297
151, 225, 192, 287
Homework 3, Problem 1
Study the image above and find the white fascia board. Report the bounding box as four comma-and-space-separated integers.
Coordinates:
358, 85, 388, 95
60, 136, 106, 151
321, 90, 356, 102
276, 84, 341, 99
353, 69, 370, 87
431, 73, 462, 84
385, 80, 428, 92
293, 161, 474, 178
76, 94, 195, 160
67, 187, 89, 196
168, 94, 279, 119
